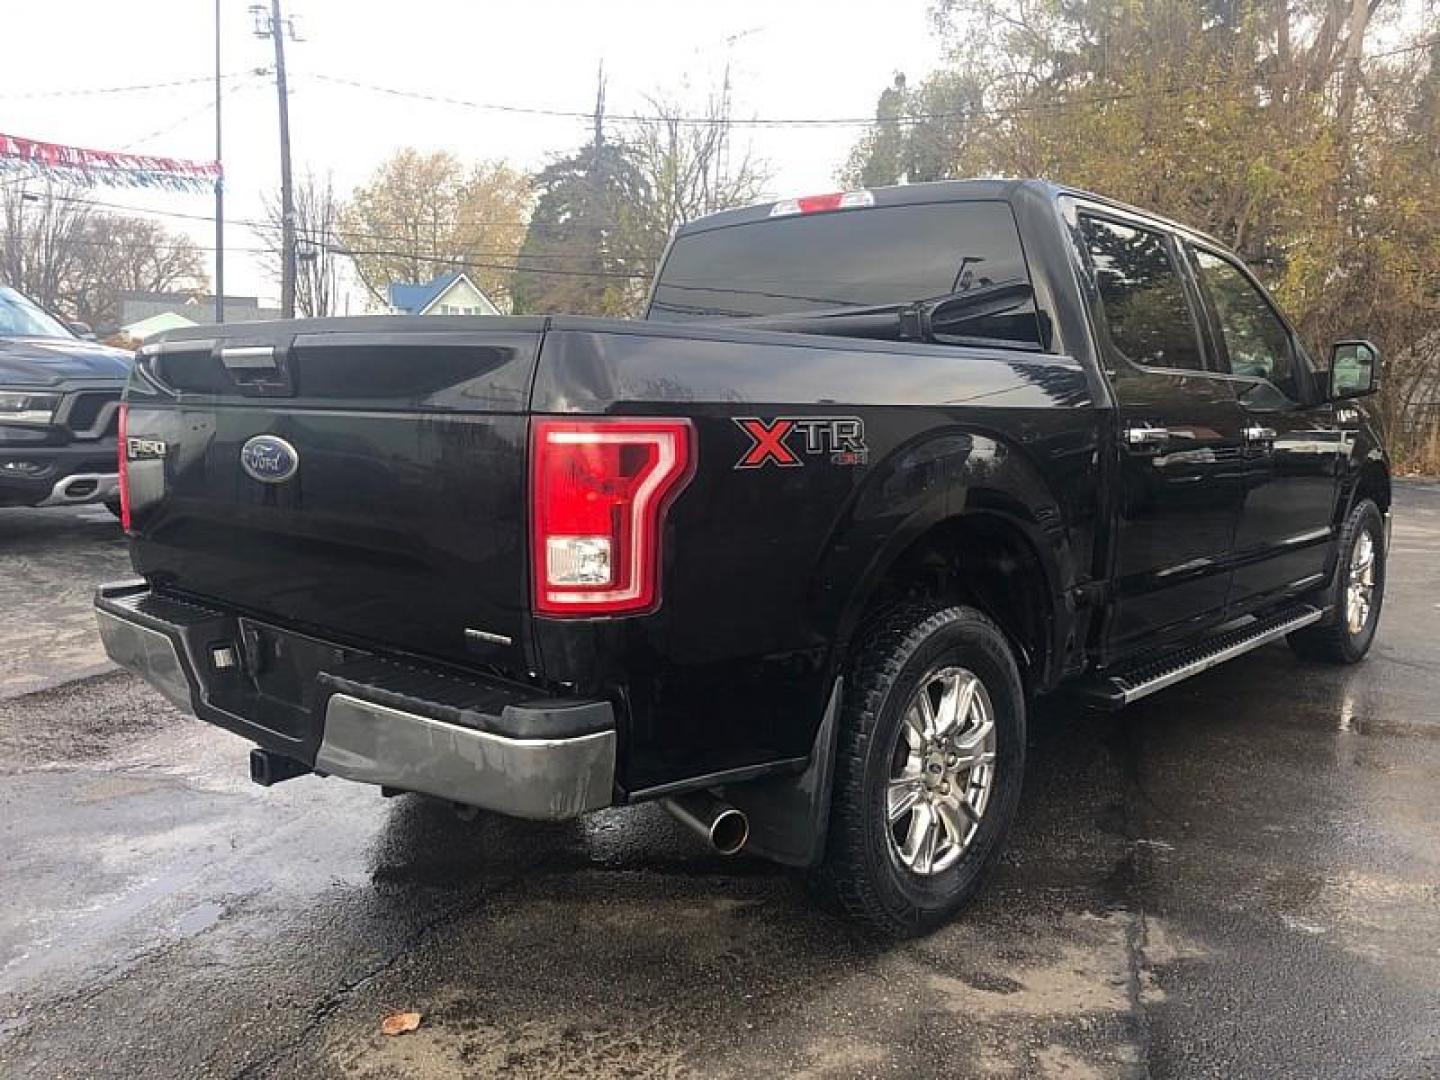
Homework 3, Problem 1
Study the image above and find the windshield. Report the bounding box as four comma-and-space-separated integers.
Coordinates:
648, 200, 1035, 322
0, 287, 74, 339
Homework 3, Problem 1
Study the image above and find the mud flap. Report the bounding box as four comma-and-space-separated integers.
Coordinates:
721, 679, 842, 867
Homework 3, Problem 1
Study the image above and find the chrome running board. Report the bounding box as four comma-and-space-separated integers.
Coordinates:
1081, 604, 1325, 708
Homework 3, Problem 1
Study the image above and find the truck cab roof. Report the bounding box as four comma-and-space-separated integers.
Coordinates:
675, 177, 1226, 251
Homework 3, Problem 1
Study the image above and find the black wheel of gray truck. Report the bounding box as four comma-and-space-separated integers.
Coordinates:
816, 602, 1026, 935
1289, 498, 1386, 664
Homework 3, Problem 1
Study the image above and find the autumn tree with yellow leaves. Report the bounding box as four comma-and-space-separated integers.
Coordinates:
340, 150, 531, 312
845, 0, 1440, 469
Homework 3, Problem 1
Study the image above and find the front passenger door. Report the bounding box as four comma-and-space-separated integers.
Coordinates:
1186, 246, 1343, 610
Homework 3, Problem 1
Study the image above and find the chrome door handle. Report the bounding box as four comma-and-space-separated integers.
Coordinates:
1124, 423, 1171, 447
219, 345, 279, 372
1243, 425, 1277, 444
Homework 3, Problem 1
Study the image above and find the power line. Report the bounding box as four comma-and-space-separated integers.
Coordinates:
304, 36, 1440, 130
37, 191, 248, 225
9, 234, 267, 256
119, 76, 266, 151
332, 246, 652, 280
10, 31, 1433, 295
29, 190, 641, 261
26, 189, 646, 260
48, 190, 524, 231
0, 71, 259, 101
3, 30, 1430, 118
16, 232, 653, 280
305, 72, 878, 128
321, 231, 651, 261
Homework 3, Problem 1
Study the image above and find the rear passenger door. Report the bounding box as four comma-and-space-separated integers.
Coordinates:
1075, 210, 1248, 659
1184, 244, 1343, 609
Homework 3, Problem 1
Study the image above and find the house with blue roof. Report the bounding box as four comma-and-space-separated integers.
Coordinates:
386, 271, 500, 317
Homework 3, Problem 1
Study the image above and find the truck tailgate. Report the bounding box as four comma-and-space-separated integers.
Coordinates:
124, 321, 542, 669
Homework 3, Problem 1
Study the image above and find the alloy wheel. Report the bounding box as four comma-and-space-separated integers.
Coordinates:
886, 666, 997, 876
1346, 528, 1377, 636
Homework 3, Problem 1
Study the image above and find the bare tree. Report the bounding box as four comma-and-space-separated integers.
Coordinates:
257, 171, 344, 317
1, 181, 93, 311
1, 182, 205, 328
627, 73, 768, 242
70, 216, 208, 328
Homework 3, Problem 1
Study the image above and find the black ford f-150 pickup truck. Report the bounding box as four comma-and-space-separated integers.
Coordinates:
1, 286, 131, 511
97, 179, 1388, 933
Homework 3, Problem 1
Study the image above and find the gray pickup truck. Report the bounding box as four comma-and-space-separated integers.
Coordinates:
0, 286, 130, 511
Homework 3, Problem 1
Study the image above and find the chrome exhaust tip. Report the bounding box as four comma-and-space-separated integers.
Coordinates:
661, 790, 749, 856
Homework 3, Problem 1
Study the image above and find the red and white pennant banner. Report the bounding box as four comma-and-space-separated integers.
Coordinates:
0, 132, 221, 194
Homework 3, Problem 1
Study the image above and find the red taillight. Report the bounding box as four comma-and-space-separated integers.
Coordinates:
116, 402, 132, 532
531, 417, 694, 616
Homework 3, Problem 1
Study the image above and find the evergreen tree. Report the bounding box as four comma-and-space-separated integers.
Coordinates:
513, 73, 657, 316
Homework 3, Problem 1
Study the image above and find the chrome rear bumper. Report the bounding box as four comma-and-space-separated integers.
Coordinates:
95, 608, 194, 711
94, 583, 616, 820
318, 694, 614, 820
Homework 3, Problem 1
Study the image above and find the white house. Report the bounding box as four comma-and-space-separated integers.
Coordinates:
386, 271, 499, 316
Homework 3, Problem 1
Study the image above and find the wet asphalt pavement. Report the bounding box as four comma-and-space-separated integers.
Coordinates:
0, 504, 130, 696
1, 491, 1438, 1078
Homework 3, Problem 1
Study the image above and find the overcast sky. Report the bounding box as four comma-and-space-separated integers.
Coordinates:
4, 0, 944, 309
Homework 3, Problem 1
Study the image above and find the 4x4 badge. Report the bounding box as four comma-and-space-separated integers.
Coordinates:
734, 416, 868, 469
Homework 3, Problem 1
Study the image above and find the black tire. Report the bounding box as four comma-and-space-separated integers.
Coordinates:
1289, 498, 1385, 664
815, 601, 1026, 935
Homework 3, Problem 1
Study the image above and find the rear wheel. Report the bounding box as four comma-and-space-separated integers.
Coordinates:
1289, 498, 1385, 664
816, 602, 1025, 935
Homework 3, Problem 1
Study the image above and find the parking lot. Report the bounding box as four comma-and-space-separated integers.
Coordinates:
1, 489, 1437, 1079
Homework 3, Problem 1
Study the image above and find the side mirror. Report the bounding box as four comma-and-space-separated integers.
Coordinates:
67, 320, 97, 341
1328, 340, 1379, 400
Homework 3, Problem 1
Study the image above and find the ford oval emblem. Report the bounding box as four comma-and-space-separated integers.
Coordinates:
240, 434, 299, 484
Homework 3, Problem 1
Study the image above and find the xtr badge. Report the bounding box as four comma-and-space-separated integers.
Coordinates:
733, 416, 868, 469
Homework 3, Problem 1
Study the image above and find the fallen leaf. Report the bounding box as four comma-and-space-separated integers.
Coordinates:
381, 1011, 422, 1037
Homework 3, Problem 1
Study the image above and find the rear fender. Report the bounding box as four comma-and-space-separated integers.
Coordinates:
812, 429, 1076, 686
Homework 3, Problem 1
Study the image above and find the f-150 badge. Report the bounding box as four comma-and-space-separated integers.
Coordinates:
125, 436, 169, 460
733, 416, 868, 469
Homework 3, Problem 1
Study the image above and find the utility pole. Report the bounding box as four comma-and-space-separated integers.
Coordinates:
713, 61, 732, 215
252, 1, 299, 318
592, 61, 606, 157
8, 188, 39, 294
589, 62, 607, 295
214, 0, 224, 323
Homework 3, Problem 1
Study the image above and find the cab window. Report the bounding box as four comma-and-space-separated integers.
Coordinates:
1079, 216, 1204, 372
1191, 249, 1299, 400
649, 201, 1044, 348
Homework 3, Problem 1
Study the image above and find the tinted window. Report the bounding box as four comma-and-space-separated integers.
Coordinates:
1080, 216, 1203, 371
1192, 249, 1298, 399
649, 201, 1041, 345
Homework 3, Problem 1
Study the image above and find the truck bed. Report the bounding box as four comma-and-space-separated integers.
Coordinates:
123, 312, 1095, 791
